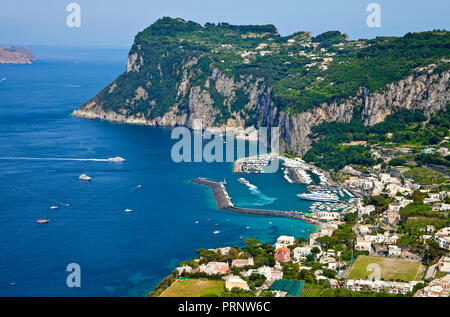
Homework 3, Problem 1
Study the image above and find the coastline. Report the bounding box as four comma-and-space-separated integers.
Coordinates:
191, 177, 322, 225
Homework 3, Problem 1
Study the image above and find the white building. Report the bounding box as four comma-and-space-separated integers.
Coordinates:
224, 275, 250, 291
355, 239, 372, 252
434, 227, 450, 250
346, 279, 418, 295
175, 265, 192, 275
388, 245, 402, 257
275, 235, 295, 250
316, 211, 341, 221
438, 256, 450, 273
245, 266, 283, 281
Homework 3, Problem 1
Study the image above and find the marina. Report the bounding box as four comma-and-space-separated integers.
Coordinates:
191, 178, 321, 225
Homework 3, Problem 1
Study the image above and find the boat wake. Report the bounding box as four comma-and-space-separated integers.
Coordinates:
45, 83, 82, 88
243, 182, 277, 207
0, 157, 110, 162
127, 184, 143, 194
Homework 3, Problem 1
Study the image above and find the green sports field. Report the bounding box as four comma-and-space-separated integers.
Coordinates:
345, 256, 425, 282
160, 279, 225, 297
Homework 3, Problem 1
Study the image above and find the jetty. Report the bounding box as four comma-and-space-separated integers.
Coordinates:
190, 178, 321, 224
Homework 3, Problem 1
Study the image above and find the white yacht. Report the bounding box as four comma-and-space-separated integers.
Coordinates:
79, 174, 92, 181
297, 192, 339, 202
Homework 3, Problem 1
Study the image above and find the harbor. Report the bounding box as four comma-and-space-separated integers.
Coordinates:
190, 178, 321, 225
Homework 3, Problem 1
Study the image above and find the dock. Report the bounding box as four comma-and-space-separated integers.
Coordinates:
190, 178, 321, 224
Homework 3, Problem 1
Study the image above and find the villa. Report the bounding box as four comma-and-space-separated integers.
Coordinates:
198, 262, 230, 275
224, 275, 249, 291
231, 258, 254, 268
275, 235, 295, 249
274, 247, 291, 263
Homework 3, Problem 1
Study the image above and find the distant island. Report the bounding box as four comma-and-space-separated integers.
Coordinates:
0, 46, 35, 64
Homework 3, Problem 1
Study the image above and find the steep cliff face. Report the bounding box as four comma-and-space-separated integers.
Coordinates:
276, 71, 450, 155
74, 56, 271, 130
362, 71, 450, 126
73, 18, 450, 156
73, 62, 449, 155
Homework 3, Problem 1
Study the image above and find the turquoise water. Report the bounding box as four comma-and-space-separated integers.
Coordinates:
0, 47, 317, 296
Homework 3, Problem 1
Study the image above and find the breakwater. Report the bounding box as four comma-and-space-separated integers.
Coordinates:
190, 178, 321, 224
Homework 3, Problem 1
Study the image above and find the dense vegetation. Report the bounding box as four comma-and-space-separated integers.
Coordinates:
303, 107, 450, 171
84, 17, 449, 122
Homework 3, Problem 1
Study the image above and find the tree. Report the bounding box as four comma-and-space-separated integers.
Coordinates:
412, 190, 424, 203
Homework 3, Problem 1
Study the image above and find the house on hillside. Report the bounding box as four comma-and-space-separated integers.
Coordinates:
274, 247, 291, 263
198, 262, 229, 275
275, 235, 295, 249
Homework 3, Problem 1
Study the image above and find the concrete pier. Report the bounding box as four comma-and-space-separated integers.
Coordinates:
190, 178, 321, 224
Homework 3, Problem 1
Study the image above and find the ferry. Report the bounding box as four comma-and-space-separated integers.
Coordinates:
79, 174, 92, 181
297, 192, 339, 202
108, 156, 126, 162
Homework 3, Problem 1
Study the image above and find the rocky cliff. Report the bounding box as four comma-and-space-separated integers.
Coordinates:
73, 18, 450, 156
74, 64, 449, 155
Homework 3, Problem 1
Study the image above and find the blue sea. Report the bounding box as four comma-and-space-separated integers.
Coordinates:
0, 46, 317, 297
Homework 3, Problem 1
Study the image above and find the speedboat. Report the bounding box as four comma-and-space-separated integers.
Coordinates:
37, 219, 50, 224
79, 174, 92, 181
50, 206, 58, 210
108, 156, 126, 162
237, 178, 250, 186
124, 209, 133, 213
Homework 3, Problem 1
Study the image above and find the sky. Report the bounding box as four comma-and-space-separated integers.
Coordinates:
1, 0, 449, 47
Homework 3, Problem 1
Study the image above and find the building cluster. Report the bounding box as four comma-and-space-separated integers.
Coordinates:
345, 279, 419, 295
434, 227, 450, 250
344, 172, 417, 198
414, 274, 450, 297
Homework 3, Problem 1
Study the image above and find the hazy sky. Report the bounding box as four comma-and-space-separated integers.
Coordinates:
1, 0, 449, 47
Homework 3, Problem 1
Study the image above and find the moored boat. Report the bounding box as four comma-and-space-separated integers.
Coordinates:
297, 192, 339, 202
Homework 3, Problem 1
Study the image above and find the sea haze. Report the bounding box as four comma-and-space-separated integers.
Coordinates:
0, 46, 316, 296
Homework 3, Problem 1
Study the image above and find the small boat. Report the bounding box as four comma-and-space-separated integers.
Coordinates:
215, 223, 219, 226
9, 283, 16, 287
213, 230, 220, 234
195, 221, 199, 224
50, 206, 58, 210
107, 156, 126, 162
79, 174, 92, 181
237, 178, 250, 186
246, 226, 250, 229
37, 219, 50, 224
268, 222, 272, 225
239, 236, 243, 240
124, 209, 133, 213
